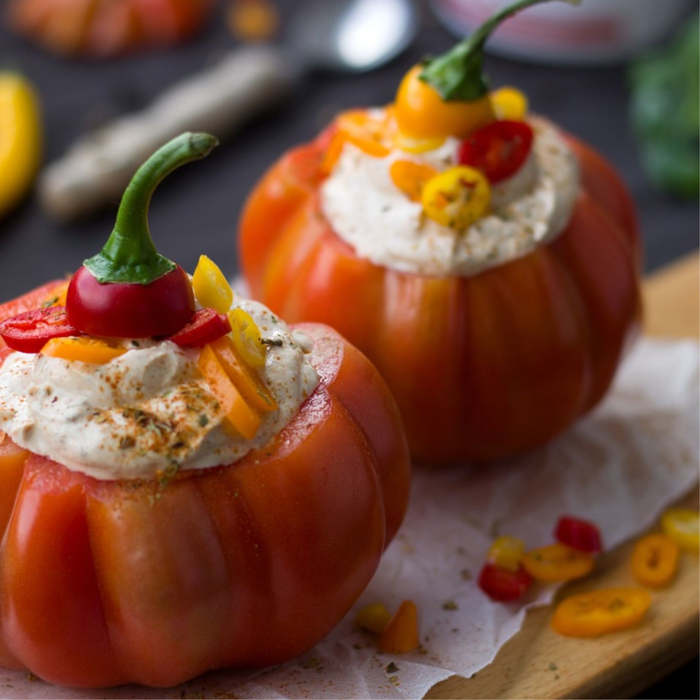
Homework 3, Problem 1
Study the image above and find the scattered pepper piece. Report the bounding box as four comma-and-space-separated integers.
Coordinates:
551, 588, 651, 638
227, 0, 279, 42
554, 515, 603, 554
490, 86, 528, 121
487, 535, 525, 572
661, 508, 699, 551
197, 344, 261, 440
421, 166, 490, 229
378, 600, 419, 654
356, 602, 391, 635
478, 562, 532, 602
522, 543, 594, 583
40, 336, 126, 364
228, 308, 267, 371
322, 111, 393, 173
389, 160, 438, 202
631, 533, 679, 588
192, 254, 233, 314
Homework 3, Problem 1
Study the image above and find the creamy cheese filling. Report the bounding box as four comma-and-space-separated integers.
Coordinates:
0, 299, 318, 481
320, 116, 580, 277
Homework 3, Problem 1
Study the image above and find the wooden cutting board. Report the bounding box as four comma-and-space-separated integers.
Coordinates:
427, 252, 700, 700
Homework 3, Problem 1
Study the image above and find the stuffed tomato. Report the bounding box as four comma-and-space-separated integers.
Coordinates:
0, 134, 410, 688
240, 0, 642, 464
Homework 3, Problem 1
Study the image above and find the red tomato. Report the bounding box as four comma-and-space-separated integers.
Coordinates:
554, 515, 602, 553
478, 562, 532, 602
458, 120, 534, 183
239, 114, 642, 463
8, 0, 214, 57
168, 307, 231, 347
67, 265, 195, 339
0, 306, 79, 353
0, 284, 410, 687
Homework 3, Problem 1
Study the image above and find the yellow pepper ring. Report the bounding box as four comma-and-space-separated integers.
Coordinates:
228, 307, 266, 370
192, 254, 233, 314
421, 166, 491, 229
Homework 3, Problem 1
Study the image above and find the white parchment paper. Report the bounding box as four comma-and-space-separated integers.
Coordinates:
1, 338, 697, 699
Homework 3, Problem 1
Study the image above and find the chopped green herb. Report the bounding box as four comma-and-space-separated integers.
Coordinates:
386, 662, 399, 674
442, 600, 458, 611
198, 414, 209, 427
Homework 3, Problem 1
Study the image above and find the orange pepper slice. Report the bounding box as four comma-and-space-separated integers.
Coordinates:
322, 110, 392, 173
421, 166, 490, 229
378, 600, 419, 653
197, 344, 261, 440
389, 160, 438, 202
551, 588, 651, 638
631, 533, 679, 588
522, 543, 594, 583
487, 535, 526, 573
40, 336, 126, 364
209, 335, 277, 414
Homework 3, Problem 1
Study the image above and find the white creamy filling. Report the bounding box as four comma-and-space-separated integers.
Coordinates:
0, 299, 318, 481
320, 116, 580, 277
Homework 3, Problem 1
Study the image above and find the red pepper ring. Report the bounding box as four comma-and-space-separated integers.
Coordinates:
458, 120, 534, 184
168, 307, 231, 347
554, 515, 603, 554
478, 562, 533, 602
0, 306, 79, 353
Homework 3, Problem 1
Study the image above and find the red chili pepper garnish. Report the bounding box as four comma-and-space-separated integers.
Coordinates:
458, 120, 534, 184
66, 133, 218, 339
554, 515, 603, 554
478, 562, 532, 602
168, 307, 231, 347
0, 306, 79, 353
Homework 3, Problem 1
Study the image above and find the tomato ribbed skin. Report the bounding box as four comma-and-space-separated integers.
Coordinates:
0, 287, 410, 687
239, 120, 642, 463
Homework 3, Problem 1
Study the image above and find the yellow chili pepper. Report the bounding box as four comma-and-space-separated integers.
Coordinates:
228, 307, 266, 371
40, 337, 126, 364
421, 166, 490, 229
631, 533, 679, 588
0, 72, 42, 218
551, 588, 651, 638
661, 508, 699, 551
394, 65, 495, 140
389, 160, 438, 202
355, 602, 391, 635
192, 255, 233, 313
487, 535, 526, 573
490, 86, 528, 121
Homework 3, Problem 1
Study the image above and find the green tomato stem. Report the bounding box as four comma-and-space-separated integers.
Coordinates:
85, 132, 219, 285
420, 0, 580, 102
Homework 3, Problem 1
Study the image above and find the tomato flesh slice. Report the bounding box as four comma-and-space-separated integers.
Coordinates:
458, 120, 534, 184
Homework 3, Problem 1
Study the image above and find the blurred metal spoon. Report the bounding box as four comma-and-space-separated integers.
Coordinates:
40, 0, 418, 221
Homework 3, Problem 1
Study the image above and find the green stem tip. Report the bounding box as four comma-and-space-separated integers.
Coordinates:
419, 0, 580, 102
85, 132, 219, 285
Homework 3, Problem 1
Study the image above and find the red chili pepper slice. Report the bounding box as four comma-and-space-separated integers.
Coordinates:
0, 306, 79, 353
168, 307, 231, 347
458, 120, 534, 184
554, 515, 603, 554
478, 562, 532, 602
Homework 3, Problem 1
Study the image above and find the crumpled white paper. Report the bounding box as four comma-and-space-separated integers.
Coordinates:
1, 338, 698, 699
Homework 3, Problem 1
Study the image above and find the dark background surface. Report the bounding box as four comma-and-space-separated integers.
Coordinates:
0, 1, 698, 697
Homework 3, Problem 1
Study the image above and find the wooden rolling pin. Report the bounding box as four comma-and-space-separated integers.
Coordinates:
39, 46, 296, 221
